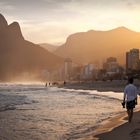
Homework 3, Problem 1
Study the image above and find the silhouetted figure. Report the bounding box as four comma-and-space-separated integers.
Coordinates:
52, 82, 59, 86
122, 77, 138, 123
64, 81, 66, 86
45, 82, 47, 87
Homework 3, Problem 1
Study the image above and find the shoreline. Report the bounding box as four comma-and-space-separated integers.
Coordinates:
79, 108, 140, 140
80, 111, 127, 140
94, 109, 140, 140
59, 80, 140, 140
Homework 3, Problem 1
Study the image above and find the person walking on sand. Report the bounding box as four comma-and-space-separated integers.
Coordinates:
122, 77, 138, 123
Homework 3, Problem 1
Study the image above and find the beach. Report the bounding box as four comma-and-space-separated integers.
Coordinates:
0, 83, 140, 140
61, 80, 140, 140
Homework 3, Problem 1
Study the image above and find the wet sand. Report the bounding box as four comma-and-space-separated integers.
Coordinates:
94, 110, 140, 140
77, 108, 140, 140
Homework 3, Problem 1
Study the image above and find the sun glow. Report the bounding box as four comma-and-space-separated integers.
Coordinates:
1, 0, 140, 44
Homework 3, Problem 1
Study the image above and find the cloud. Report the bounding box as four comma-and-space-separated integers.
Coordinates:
0, 1, 15, 11
1, 0, 140, 44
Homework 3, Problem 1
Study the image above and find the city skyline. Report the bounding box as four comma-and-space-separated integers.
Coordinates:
1, 0, 140, 45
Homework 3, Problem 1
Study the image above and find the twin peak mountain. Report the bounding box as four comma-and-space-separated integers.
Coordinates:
0, 14, 63, 81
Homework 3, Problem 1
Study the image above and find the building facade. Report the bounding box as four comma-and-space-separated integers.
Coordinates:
64, 58, 73, 80
126, 49, 139, 71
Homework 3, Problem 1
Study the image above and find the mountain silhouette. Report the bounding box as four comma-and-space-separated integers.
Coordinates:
0, 14, 63, 81
55, 26, 140, 65
0, 14, 8, 29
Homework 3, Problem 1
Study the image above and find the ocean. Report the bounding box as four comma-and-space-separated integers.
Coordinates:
0, 83, 124, 140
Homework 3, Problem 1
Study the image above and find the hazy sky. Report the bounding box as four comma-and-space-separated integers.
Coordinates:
1, 0, 140, 45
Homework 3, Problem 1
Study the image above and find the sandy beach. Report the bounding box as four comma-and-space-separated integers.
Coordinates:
0, 83, 140, 140
77, 108, 140, 140
95, 110, 140, 140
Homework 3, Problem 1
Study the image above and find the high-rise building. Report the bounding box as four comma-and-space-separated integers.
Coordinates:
64, 58, 72, 80
126, 49, 139, 70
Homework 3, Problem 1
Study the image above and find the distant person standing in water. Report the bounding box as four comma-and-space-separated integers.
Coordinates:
122, 77, 138, 123
63, 81, 66, 86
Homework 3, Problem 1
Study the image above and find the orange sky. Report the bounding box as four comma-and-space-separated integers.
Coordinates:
1, 0, 140, 45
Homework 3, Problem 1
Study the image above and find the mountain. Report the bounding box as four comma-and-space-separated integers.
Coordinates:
55, 26, 140, 65
39, 43, 59, 52
0, 14, 63, 81
0, 14, 8, 29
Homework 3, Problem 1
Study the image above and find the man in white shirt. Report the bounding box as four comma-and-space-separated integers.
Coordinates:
122, 77, 138, 123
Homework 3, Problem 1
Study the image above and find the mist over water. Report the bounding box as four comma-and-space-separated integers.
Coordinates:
0, 84, 123, 140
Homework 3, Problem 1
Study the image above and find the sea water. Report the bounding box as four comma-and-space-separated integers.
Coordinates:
0, 83, 125, 140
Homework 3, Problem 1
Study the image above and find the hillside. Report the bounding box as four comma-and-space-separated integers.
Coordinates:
39, 43, 59, 52
55, 27, 140, 65
0, 14, 63, 81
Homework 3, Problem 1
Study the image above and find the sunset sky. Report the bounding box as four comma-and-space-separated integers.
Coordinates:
1, 0, 140, 45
